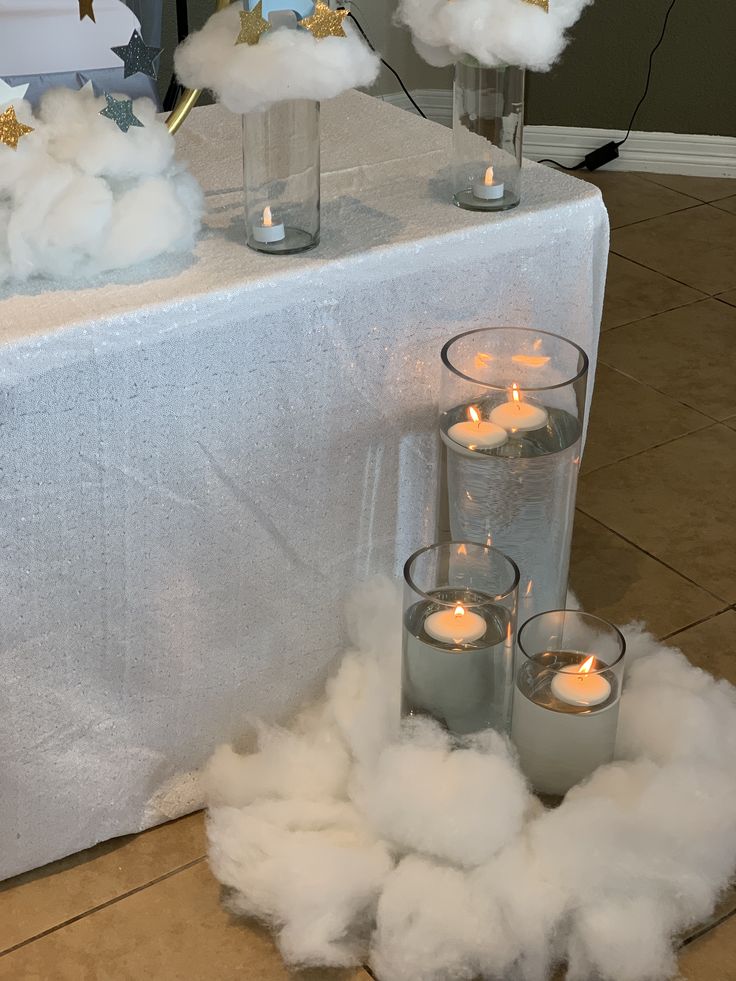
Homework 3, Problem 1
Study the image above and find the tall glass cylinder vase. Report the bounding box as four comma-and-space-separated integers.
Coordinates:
440, 327, 588, 624
243, 99, 320, 255
453, 60, 524, 212
402, 541, 519, 737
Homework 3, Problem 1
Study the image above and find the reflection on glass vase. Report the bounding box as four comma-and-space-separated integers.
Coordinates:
452, 59, 524, 212
243, 99, 320, 255
440, 327, 588, 625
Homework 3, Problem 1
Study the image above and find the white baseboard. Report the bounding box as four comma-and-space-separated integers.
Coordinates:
380, 89, 736, 178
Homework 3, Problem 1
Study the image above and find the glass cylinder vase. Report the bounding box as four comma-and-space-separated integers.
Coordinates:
243, 99, 320, 255
511, 610, 626, 797
440, 327, 588, 624
452, 60, 524, 212
402, 541, 519, 737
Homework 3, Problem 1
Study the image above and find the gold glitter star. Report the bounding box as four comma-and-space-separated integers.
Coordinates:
301, 2, 349, 39
0, 105, 33, 150
521, 0, 549, 10
79, 0, 96, 21
236, 1, 271, 46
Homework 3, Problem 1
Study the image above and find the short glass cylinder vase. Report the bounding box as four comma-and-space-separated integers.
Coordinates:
440, 327, 588, 624
511, 610, 626, 797
402, 542, 519, 737
452, 60, 524, 212
243, 99, 320, 255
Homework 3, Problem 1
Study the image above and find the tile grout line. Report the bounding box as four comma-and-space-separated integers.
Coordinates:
0, 855, 207, 959
607, 244, 727, 296
574, 508, 730, 608
608, 201, 704, 233
602, 295, 706, 334
595, 363, 729, 423
659, 607, 733, 643
637, 173, 736, 205
680, 906, 736, 949
580, 418, 720, 478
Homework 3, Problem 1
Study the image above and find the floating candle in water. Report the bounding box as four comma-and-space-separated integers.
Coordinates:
448, 405, 508, 450
473, 165, 505, 201
550, 655, 612, 707
252, 205, 285, 244
489, 383, 549, 432
424, 603, 487, 645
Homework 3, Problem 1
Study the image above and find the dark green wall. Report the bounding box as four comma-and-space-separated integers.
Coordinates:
160, 0, 736, 137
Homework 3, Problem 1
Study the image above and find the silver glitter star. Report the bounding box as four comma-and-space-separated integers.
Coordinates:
99, 93, 144, 133
111, 29, 162, 80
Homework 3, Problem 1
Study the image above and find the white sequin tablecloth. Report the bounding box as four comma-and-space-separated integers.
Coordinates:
0, 91, 608, 879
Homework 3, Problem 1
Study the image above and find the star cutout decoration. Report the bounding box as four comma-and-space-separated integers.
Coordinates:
79, 0, 96, 22
235, 1, 271, 46
0, 77, 30, 110
99, 93, 144, 133
301, 1, 349, 39
0, 105, 33, 150
111, 29, 162, 80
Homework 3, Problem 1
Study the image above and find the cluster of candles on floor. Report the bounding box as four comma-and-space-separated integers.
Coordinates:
401, 327, 624, 798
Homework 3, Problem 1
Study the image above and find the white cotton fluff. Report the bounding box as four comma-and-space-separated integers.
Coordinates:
208, 800, 392, 966
174, 4, 380, 115
352, 721, 532, 868
204, 717, 350, 809
204, 576, 736, 981
396, 0, 594, 71
0, 86, 202, 284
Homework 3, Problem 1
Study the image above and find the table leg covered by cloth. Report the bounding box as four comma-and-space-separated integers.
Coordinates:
0, 91, 608, 880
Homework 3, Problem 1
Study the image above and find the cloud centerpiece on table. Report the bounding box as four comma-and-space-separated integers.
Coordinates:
0, 86, 202, 284
174, 2, 380, 116
396, 0, 594, 71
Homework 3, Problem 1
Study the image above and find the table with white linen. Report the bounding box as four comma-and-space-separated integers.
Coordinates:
0, 91, 608, 879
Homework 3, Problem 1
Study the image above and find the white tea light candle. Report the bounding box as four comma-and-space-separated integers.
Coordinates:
473, 165, 504, 201
550, 656, 611, 707
425, 604, 487, 644
252, 205, 285, 244
489, 384, 548, 432
448, 405, 508, 450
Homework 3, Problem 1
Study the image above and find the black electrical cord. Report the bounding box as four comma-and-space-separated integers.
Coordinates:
616, 0, 678, 148
539, 0, 679, 170
342, 9, 428, 119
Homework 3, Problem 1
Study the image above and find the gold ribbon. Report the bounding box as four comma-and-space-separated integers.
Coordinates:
166, 0, 233, 135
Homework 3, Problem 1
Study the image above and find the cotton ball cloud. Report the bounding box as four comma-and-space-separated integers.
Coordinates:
208, 800, 392, 967
352, 721, 532, 868
0, 86, 202, 284
175, 4, 380, 115
396, 0, 594, 71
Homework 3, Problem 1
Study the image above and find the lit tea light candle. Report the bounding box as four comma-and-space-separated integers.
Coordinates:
252, 205, 285, 244
448, 405, 508, 450
489, 384, 548, 432
473, 165, 504, 201
550, 655, 611, 707
425, 603, 486, 645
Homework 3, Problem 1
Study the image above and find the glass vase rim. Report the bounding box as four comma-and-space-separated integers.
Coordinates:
441, 327, 589, 394
517, 609, 626, 673
403, 541, 520, 607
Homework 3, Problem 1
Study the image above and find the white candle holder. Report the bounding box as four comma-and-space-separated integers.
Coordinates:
511, 610, 626, 798
402, 542, 519, 736
440, 327, 588, 625
243, 98, 320, 255
452, 60, 524, 212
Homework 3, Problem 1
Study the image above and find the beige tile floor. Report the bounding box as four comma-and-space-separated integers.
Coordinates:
2, 170, 735, 980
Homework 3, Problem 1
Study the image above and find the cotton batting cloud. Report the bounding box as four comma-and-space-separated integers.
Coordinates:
0, 86, 202, 284
174, 4, 380, 116
204, 577, 736, 980
396, 0, 595, 70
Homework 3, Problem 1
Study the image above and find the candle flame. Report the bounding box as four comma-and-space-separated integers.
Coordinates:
578, 655, 595, 674
484, 165, 494, 185
454, 604, 465, 619
468, 405, 481, 425
457, 544, 468, 556
263, 206, 273, 227
511, 383, 521, 404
